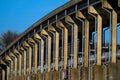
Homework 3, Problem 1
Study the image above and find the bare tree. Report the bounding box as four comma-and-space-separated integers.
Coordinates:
0, 30, 19, 52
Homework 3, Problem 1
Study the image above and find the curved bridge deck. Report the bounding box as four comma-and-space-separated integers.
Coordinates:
0, 0, 120, 80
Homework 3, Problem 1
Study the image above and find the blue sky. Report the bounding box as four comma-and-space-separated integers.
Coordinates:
0, 0, 69, 34
0, 0, 120, 43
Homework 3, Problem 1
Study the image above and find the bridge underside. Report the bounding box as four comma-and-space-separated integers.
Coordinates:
0, 0, 120, 80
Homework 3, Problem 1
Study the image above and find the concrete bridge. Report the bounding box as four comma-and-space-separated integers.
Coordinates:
0, 0, 120, 80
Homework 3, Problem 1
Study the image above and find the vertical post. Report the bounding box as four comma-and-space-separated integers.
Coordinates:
14, 49, 22, 76
103, 0, 117, 63
34, 33, 44, 73
9, 53, 17, 76
48, 25, 59, 71
20, 46, 27, 75
88, 6, 102, 65
2, 69, 5, 80
65, 15, 78, 68
23, 41, 32, 74
6, 66, 10, 80
76, 11, 89, 67
56, 21, 68, 70
41, 29, 52, 72
28, 37, 38, 74
5, 56, 12, 77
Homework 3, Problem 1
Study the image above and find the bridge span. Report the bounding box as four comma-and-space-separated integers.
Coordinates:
0, 0, 120, 80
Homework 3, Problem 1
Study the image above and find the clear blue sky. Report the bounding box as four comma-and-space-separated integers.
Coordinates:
0, 0, 69, 34
0, 0, 120, 43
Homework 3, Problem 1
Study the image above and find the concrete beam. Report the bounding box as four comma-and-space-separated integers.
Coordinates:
65, 15, 78, 68
48, 25, 59, 71
41, 30, 52, 72
56, 21, 68, 70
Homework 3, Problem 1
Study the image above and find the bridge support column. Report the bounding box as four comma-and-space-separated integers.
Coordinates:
20, 46, 27, 75
6, 66, 10, 80
76, 10, 89, 80
2, 69, 5, 80
57, 21, 68, 70
103, 0, 117, 63
23, 41, 32, 74
28, 37, 38, 74
88, 5, 102, 66
41, 29, 52, 80
66, 15, 78, 68
9, 52, 17, 77
35, 33, 44, 73
41, 29, 52, 72
88, 5, 104, 80
48, 25, 59, 71
14, 49, 22, 76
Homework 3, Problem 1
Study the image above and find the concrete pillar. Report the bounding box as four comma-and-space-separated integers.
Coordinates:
41, 29, 52, 72
48, 25, 59, 71
76, 11, 89, 67
5, 56, 13, 78
88, 5, 105, 80
14, 49, 22, 76
56, 21, 68, 70
20, 46, 27, 75
6, 66, 10, 80
103, 0, 117, 63
1, 69, 5, 80
65, 15, 78, 68
34, 33, 44, 73
76, 11, 89, 80
9, 53, 17, 76
23, 41, 32, 74
28, 37, 38, 74
88, 6, 102, 65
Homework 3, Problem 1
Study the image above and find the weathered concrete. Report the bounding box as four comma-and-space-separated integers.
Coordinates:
45, 72, 52, 80
71, 68, 80, 80
92, 65, 106, 80
59, 69, 66, 80
108, 63, 120, 80
37, 73, 44, 80
81, 67, 88, 80
52, 71, 59, 80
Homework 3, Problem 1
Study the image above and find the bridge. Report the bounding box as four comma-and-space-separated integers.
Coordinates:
0, 0, 120, 80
